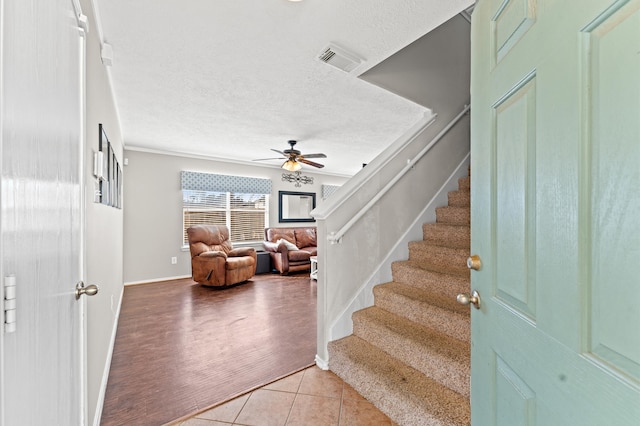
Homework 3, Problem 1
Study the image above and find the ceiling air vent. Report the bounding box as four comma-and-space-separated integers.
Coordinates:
317, 44, 364, 73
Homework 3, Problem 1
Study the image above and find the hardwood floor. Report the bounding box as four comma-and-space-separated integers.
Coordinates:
100, 273, 317, 426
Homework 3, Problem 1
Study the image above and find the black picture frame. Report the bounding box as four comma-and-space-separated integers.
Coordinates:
98, 123, 122, 208
99, 124, 109, 205
278, 191, 316, 223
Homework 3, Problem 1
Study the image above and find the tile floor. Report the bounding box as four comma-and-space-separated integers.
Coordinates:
177, 366, 396, 426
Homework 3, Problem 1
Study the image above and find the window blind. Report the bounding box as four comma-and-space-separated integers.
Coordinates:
181, 171, 271, 245
322, 184, 340, 200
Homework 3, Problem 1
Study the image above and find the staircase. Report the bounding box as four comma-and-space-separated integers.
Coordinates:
328, 172, 471, 426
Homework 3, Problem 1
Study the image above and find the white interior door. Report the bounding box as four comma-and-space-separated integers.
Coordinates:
1, 0, 86, 424
470, 0, 640, 424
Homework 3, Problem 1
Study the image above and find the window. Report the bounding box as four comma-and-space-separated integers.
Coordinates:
180, 171, 272, 246
182, 190, 269, 245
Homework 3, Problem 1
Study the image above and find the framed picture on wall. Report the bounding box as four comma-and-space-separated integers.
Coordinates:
98, 123, 122, 208
99, 124, 109, 205
116, 164, 123, 209
111, 148, 117, 205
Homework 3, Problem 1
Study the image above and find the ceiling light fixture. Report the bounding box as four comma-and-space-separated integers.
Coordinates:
282, 159, 302, 172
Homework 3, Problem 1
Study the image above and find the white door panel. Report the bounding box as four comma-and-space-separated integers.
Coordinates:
1, 0, 86, 424
471, 0, 640, 424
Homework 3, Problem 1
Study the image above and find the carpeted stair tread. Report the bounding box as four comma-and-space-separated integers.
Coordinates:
329, 335, 470, 426
422, 223, 470, 249
408, 242, 470, 277
374, 282, 469, 341
436, 206, 470, 225
353, 306, 470, 396
447, 190, 470, 207
391, 260, 470, 301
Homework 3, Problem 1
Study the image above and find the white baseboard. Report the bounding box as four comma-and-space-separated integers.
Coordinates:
92, 286, 123, 426
315, 354, 329, 371
124, 275, 191, 286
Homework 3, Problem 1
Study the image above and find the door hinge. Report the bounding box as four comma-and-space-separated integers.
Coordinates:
4, 275, 17, 333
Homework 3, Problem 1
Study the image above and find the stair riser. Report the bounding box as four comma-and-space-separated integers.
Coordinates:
458, 176, 470, 191
391, 262, 470, 300
408, 244, 470, 277
447, 190, 470, 207
353, 315, 470, 396
436, 207, 470, 225
374, 286, 470, 342
422, 224, 470, 249
373, 281, 469, 317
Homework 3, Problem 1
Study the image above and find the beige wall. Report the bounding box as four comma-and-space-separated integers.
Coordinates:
80, 0, 125, 423
123, 150, 347, 284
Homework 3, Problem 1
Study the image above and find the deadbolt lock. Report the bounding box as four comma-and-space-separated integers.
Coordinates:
467, 255, 482, 271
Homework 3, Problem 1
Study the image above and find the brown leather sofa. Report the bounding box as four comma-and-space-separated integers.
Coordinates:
263, 227, 317, 275
187, 225, 257, 287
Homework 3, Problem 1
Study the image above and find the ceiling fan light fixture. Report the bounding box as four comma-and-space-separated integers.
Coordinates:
282, 159, 302, 172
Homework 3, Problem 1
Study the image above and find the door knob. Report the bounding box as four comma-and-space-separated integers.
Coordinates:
467, 255, 482, 270
457, 290, 481, 309
75, 281, 99, 300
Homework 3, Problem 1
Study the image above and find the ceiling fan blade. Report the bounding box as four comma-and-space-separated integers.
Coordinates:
299, 158, 324, 168
270, 149, 287, 157
252, 157, 283, 161
300, 153, 326, 159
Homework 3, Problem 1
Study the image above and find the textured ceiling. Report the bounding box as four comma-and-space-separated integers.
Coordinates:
94, 0, 474, 176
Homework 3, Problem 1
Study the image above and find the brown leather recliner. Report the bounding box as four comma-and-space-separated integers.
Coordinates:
187, 225, 257, 287
263, 227, 317, 275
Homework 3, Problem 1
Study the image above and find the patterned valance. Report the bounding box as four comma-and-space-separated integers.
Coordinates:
181, 171, 272, 195
322, 184, 340, 200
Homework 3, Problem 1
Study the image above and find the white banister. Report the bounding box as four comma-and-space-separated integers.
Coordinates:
327, 104, 470, 244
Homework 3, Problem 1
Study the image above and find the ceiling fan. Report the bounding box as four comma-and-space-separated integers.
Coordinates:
253, 140, 326, 171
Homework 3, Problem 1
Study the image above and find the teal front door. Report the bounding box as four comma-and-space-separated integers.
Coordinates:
470, 0, 640, 424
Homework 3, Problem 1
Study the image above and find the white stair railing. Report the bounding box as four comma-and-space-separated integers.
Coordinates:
327, 104, 470, 244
